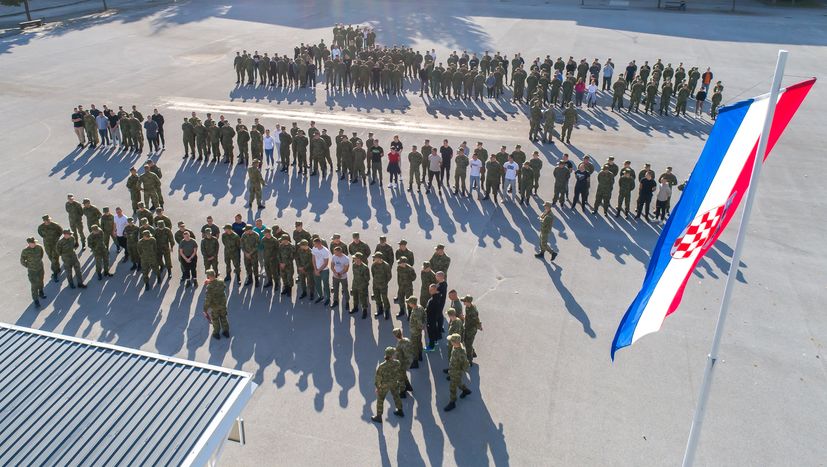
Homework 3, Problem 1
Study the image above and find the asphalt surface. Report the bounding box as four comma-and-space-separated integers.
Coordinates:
0, 1, 825, 465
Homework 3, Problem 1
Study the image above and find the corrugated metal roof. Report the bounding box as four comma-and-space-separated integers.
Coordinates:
0, 323, 256, 467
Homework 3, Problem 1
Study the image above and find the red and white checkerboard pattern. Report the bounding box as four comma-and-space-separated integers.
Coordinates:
670, 205, 725, 259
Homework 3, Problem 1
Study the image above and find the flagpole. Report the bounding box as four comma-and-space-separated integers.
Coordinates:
681, 49, 788, 467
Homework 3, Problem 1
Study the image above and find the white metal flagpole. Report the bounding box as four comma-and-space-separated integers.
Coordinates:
680, 49, 789, 467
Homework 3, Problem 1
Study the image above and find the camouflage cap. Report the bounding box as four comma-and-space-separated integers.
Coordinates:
205, 269, 216, 277
448, 334, 462, 344
423, 261, 431, 267
244, 225, 253, 230
447, 308, 457, 316
372, 252, 383, 258
544, 201, 553, 208
140, 218, 148, 224
62, 229, 71, 234
26, 237, 35, 243
41, 215, 50, 221
461, 295, 473, 303
263, 228, 272, 233
157, 220, 167, 226
405, 296, 418, 304
392, 328, 402, 337
351, 232, 360, 238
252, 159, 261, 164
398, 239, 407, 245
353, 252, 364, 259
295, 221, 303, 226
332, 233, 341, 239
223, 224, 233, 229
435, 244, 445, 250
91, 224, 100, 230
379, 235, 387, 241
137, 201, 145, 207
607, 156, 615, 161
127, 217, 134, 222
384, 346, 396, 358
102, 207, 110, 212
398, 258, 408, 265
280, 234, 290, 241
299, 239, 309, 245
82, 198, 91, 203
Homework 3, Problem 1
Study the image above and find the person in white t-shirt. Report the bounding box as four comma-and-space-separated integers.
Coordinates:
330, 246, 351, 310
311, 239, 332, 305
263, 129, 276, 166
503, 155, 519, 202
469, 153, 483, 195
113, 206, 129, 256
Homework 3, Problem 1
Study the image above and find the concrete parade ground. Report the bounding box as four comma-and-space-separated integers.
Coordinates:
0, 0, 825, 465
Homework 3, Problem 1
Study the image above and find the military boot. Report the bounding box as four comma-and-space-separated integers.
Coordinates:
443, 401, 456, 412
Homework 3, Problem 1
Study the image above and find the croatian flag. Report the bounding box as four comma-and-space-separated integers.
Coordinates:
612, 78, 815, 359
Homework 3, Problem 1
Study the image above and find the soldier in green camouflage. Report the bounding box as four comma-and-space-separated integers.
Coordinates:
38, 215, 62, 282
278, 234, 295, 296
429, 244, 451, 278
393, 328, 415, 398
207, 122, 221, 162
395, 258, 416, 318
100, 207, 115, 249
535, 202, 559, 260
419, 261, 436, 307
220, 122, 236, 164
236, 121, 250, 164
247, 159, 265, 209
260, 228, 278, 289
644, 80, 659, 114
592, 164, 615, 215
88, 225, 112, 280
65, 194, 86, 248
310, 133, 327, 177
407, 296, 426, 366
222, 224, 242, 283
443, 334, 472, 411
20, 237, 47, 307
519, 162, 534, 205
444, 308, 464, 355
204, 269, 231, 339
374, 236, 394, 267
57, 229, 86, 289
201, 229, 220, 278
628, 78, 644, 112
194, 120, 208, 160
371, 347, 404, 423
123, 217, 139, 270
182, 117, 195, 158
561, 103, 577, 144
241, 225, 260, 287
138, 231, 160, 290
528, 151, 543, 195
371, 252, 392, 319
155, 220, 175, 276
83, 111, 99, 148
81, 199, 101, 233
675, 83, 691, 116
295, 239, 315, 300
293, 130, 309, 174
659, 80, 674, 116
407, 145, 423, 192
462, 295, 482, 364
139, 165, 162, 210
126, 168, 142, 212
453, 148, 469, 196
350, 252, 370, 318
617, 161, 636, 217
611, 76, 627, 111
710, 89, 722, 120
347, 232, 371, 259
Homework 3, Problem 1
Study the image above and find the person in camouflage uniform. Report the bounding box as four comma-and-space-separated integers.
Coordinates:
374, 236, 394, 268
528, 151, 543, 195
395, 258, 416, 318
310, 133, 327, 177
592, 164, 615, 215
38, 214, 63, 282
535, 202, 559, 260
617, 161, 636, 217
247, 159, 265, 209
371, 347, 404, 423
260, 228, 279, 289
444, 308, 464, 355
100, 207, 115, 249
87, 225, 112, 280
406, 296, 426, 366
201, 229, 220, 277
57, 230, 86, 289
675, 83, 691, 116
350, 252, 370, 318
123, 217, 140, 270
139, 165, 162, 210
236, 122, 250, 164
154, 220, 175, 276
659, 79, 674, 116
220, 120, 236, 164
393, 328, 415, 398
419, 261, 437, 307
371, 252, 392, 319
561, 103, 577, 144
240, 225, 260, 287
453, 148, 469, 196
20, 237, 47, 307
65, 194, 86, 248
407, 146, 423, 192
443, 334, 472, 411
710, 89, 722, 120
429, 244, 451, 278
182, 117, 196, 158
81, 198, 101, 234
138, 231, 160, 290
194, 120, 208, 160
462, 295, 482, 364
277, 234, 295, 296
519, 162, 534, 205
126, 167, 143, 212
222, 224, 242, 283
204, 269, 230, 339
295, 239, 315, 300
83, 111, 99, 148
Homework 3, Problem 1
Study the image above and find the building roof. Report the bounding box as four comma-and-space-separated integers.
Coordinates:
0, 323, 256, 467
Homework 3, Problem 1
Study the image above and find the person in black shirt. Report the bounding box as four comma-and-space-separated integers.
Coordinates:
625, 60, 637, 82
419, 66, 429, 96
439, 139, 453, 185
71, 108, 85, 147
434, 271, 447, 335
151, 109, 165, 149
369, 142, 384, 185
635, 172, 657, 220
571, 163, 591, 211
424, 283, 442, 350
390, 135, 403, 153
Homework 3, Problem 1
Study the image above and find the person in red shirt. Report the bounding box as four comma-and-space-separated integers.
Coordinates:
701, 67, 713, 91
387, 148, 402, 187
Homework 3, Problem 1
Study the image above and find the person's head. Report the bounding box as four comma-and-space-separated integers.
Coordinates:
235, 214, 243, 222
82, 198, 91, 206
428, 283, 438, 296
351, 232, 360, 243
447, 308, 457, 320
666, 166, 673, 173
255, 218, 263, 228
578, 162, 586, 171
392, 328, 403, 340
183, 230, 191, 241
436, 271, 445, 282
333, 246, 343, 256
383, 346, 396, 360
312, 238, 322, 249
406, 296, 418, 309
434, 244, 445, 255
378, 235, 387, 244
448, 289, 458, 300
449, 333, 462, 348
624, 160, 631, 167
645, 172, 654, 180
26, 236, 36, 248
393, 135, 399, 142
508, 154, 514, 162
